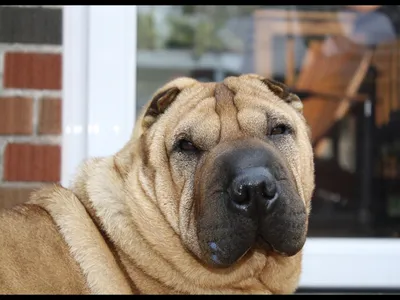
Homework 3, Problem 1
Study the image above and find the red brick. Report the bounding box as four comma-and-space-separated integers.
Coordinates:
0, 187, 36, 209
38, 97, 62, 135
3, 52, 61, 90
0, 97, 33, 134
3, 143, 61, 182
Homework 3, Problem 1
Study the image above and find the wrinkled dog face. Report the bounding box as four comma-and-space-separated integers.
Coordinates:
138, 74, 314, 269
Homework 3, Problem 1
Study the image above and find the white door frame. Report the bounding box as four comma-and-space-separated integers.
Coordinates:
62, 5, 400, 290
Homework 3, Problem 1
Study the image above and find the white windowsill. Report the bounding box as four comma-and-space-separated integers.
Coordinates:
300, 238, 400, 288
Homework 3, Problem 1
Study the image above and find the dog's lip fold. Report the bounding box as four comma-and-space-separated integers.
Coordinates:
257, 236, 273, 252
257, 236, 290, 257
257, 235, 302, 257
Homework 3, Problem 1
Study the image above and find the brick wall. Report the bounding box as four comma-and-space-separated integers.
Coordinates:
0, 6, 62, 209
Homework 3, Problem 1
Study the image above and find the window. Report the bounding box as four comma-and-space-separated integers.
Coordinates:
134, 5, 400, 289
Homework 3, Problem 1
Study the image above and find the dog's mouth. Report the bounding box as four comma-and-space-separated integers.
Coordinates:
197, 206, 307, 268
203, 234, 292, 269
197, 200, 307, 268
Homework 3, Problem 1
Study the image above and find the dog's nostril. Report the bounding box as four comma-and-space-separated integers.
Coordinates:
263, 181, 277, 200
232, 184, 250, 205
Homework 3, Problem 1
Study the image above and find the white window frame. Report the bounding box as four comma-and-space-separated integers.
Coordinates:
62, 5, 400, 290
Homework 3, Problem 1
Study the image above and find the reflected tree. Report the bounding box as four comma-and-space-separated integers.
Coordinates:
137, 10, 157, 50
164, 5, 261, 58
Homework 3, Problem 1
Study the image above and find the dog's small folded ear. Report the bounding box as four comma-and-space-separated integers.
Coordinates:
261, 78, 303, 114
142, 87, 181, 129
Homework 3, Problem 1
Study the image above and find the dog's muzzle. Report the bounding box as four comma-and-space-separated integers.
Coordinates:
195, 139, 307, 268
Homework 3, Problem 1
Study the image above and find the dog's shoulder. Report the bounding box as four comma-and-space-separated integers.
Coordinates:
0, 187, 90, 294
0, 200, 66, 259
0, 191, 60, 239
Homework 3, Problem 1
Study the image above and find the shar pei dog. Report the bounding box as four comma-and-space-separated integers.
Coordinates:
0, 74, 314, 294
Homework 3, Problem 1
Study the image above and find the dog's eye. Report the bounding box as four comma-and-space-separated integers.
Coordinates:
270, 124, 289, 136
178, 139, 199, 152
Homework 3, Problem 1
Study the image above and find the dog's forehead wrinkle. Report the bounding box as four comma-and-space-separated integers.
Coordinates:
223, 76, 285, 105
173, 82, 215, 108
214, 82, 234, 101
171, 96, 220, 151
213, 82, 243, 142
164, 84, 215, 136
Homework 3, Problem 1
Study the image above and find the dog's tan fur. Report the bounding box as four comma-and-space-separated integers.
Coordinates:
0, 74, 314, 295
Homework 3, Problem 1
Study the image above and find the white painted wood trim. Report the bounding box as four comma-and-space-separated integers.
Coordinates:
299, 238, 400, 288
61, 5, 89, 187
86, 5, 137, 158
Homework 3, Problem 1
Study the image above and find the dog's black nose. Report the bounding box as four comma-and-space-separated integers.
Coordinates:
229, 167, 278, 214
